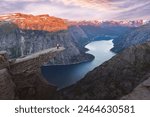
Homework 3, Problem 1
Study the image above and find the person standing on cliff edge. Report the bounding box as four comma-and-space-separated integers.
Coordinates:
56, 44, 60, 49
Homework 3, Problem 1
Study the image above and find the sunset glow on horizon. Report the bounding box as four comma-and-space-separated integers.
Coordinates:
1, 0, 150, 20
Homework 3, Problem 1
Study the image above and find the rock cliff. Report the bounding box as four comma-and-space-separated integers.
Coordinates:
112, 23, 150, 53
0, 47, 64, 100
122, 77, 150, 100
0, 68, 15, 99
0, 14, 94, 64
60, 42, 150, 99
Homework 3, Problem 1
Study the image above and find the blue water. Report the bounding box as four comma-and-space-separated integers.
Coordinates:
41, 40, 116, 89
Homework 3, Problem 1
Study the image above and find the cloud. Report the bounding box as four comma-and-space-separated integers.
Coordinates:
114, 2, 150, 20
0, 0, 150, 20
58, 0, 150, 12
1, 0, 39, 1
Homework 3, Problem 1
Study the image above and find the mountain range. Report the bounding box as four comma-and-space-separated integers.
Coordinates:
1, 13, 150, 99
0, 13, 135, 64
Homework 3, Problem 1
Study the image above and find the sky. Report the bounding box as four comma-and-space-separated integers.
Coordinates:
1, 0, 150, 20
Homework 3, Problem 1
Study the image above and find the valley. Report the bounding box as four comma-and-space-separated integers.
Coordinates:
0, 13, 150, 100
42, 40, 115, 89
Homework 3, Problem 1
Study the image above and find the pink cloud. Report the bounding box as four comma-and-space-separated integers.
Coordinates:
0, 0, 150, 20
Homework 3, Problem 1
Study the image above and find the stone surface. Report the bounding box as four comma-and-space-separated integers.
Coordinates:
9, 47, 64, 75
0, 47, 64, 100
0, 51, 9, 70
12, 71, 57, 100
0, 69, 15, 100
122, 77, 150, 100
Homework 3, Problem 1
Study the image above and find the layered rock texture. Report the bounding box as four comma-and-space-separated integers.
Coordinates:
60, 42, 150, 100
0, 68, 15, 100
0, 47, 64, 100
112, 23, 150, 53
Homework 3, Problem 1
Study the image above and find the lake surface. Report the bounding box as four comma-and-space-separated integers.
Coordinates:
41, 40, 116, 89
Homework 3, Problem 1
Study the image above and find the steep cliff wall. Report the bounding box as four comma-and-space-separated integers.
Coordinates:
0, 21, 93, 64
0, 47, 64, 100
112, 23, 150, 53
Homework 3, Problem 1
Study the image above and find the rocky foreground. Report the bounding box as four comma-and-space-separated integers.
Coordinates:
60, 42, 150, 100
122, 77, 150, 100
0, 47, 64, 100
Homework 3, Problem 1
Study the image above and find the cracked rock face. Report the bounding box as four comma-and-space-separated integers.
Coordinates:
0, 48, 64, 100
0, 69, 16, 100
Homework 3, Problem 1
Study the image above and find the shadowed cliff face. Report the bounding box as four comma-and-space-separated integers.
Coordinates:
60, 42, 150, 100
112, 23, 150, 53
0, 48, 64, 100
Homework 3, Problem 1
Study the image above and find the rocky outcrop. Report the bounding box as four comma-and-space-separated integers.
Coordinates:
112, 23, 150, 53
68, 26, 89, 46
122, 77, 150, 100
0, 68, 15, 99
11, 71, 57, 100
9, 47, 65, 74
0, 47, 64, 100
60, 42, 150, 100
0, 51, 9, 69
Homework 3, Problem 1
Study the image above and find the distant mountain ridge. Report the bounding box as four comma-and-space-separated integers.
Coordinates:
68, 20, 147, 27
68, 20, 146, 40
0, 13, 68, 32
